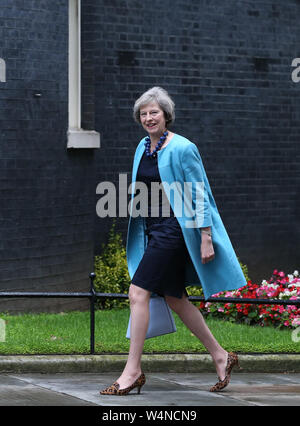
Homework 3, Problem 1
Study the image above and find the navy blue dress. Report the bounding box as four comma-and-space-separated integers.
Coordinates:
131, 150, 189, 299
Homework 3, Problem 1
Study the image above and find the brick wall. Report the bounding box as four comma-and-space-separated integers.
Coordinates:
0, 1, 95, 312
0, 1, 299, 315
83, 0, 300, 283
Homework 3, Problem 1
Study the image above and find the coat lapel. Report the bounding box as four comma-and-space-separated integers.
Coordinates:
129, 140, 145, 208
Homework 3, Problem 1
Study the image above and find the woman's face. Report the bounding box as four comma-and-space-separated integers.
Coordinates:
139, 102, 166, 137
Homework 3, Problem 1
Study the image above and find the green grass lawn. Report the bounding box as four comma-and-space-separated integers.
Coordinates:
0, 308, 299, 355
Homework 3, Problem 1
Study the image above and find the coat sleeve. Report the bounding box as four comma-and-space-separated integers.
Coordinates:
180, 143, 213, 229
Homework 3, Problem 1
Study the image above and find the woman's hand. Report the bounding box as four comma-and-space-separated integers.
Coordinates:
201, 233, 215, 264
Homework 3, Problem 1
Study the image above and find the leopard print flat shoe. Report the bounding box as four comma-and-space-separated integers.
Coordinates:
100, 373, 146, 396
209, 352, 240, 392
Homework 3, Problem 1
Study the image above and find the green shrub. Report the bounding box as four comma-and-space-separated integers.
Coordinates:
94, 221, 130, 310
185, 284, 204, 307
238, 258, 250, 282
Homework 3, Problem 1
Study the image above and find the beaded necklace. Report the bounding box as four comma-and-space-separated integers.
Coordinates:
144, 131, 168, 159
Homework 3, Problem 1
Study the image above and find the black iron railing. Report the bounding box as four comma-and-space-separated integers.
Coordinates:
0, 272, 299, 354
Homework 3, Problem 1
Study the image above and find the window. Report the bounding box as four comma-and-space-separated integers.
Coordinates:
0, 58, 6, 83
67, 0, 100, 148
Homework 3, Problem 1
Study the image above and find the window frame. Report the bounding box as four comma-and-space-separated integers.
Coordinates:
67, 0, 100, 148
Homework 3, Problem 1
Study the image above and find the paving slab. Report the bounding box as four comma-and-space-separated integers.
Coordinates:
1, 372, 299, 406
0, 375, 96, 406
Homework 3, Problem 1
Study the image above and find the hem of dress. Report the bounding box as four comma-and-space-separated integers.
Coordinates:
131, 278, 188, 299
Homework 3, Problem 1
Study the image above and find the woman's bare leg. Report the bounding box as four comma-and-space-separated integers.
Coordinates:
116, 283, 151, 389
165, 293, 228, 380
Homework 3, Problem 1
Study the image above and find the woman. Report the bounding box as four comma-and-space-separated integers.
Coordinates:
100, 87, 246, 396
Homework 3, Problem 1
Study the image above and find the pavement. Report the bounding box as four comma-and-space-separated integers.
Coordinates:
0, 354, 300, 406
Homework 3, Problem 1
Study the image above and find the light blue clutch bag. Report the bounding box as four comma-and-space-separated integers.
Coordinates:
126, 293, 177, 339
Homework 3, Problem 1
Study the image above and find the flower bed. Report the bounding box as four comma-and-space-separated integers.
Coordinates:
199, 270, 300, 329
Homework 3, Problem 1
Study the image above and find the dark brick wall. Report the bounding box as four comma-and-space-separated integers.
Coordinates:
0, 1, 299, 315
83, 0, 300, 283
0, 0, 95, 312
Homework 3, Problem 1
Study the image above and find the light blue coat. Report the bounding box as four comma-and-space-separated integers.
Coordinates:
126, 133, 247, 300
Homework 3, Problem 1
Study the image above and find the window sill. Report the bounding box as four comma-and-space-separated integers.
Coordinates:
67, 129, 100, 149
